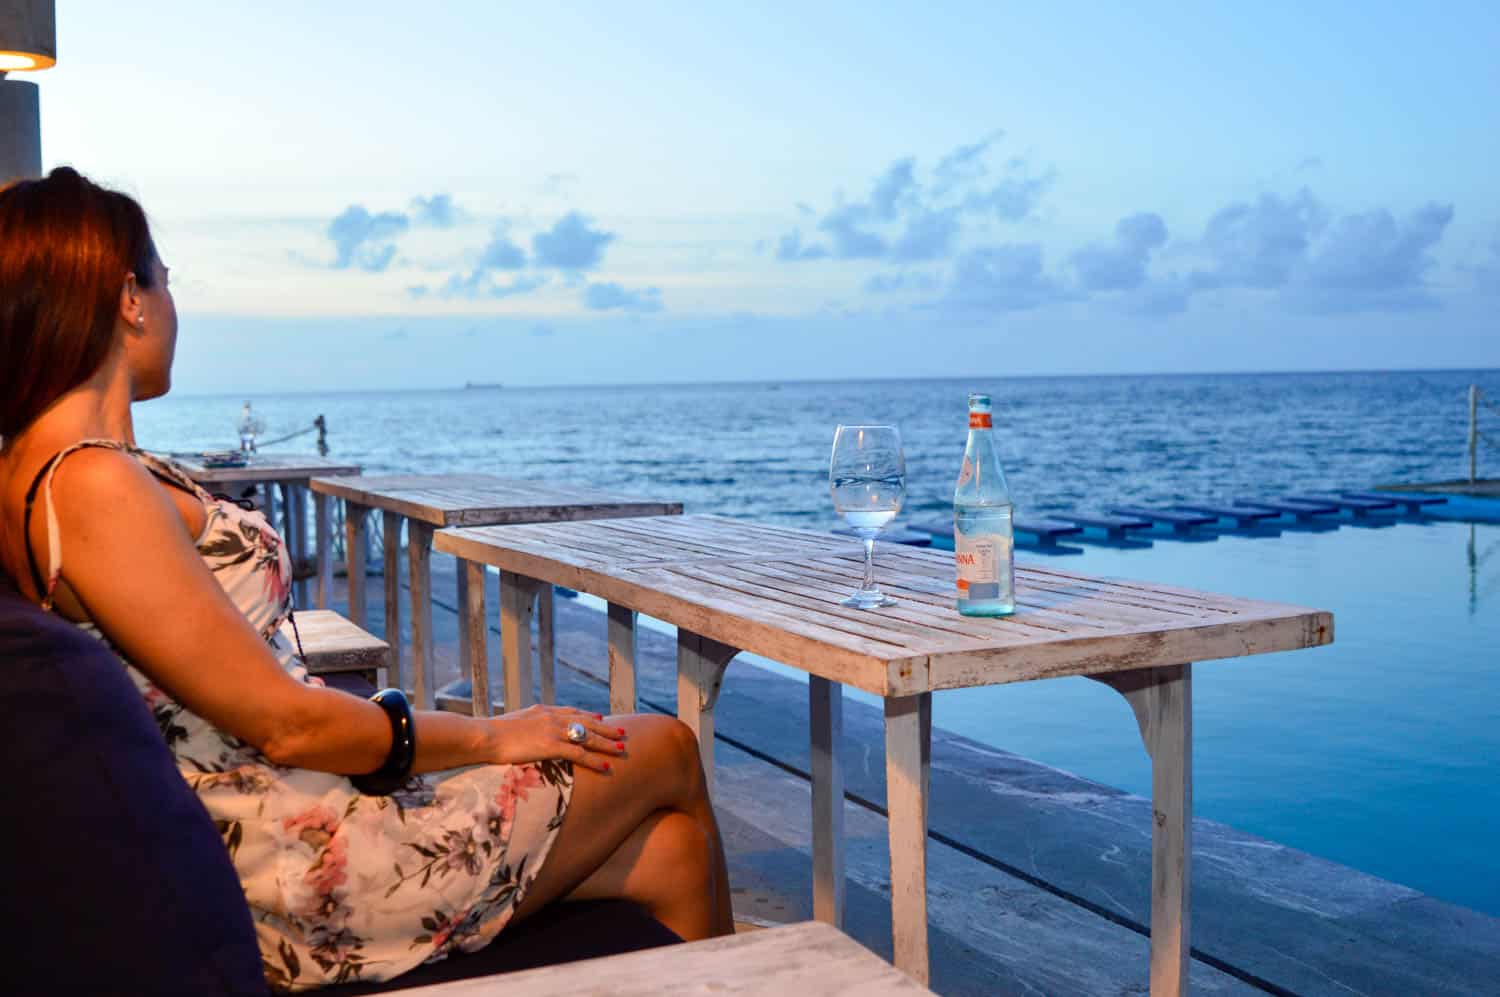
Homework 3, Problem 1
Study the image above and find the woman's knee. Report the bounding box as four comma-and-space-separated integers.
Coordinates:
620, 714, 706, 797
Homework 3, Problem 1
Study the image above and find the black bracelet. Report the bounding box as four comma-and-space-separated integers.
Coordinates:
351, 689, 417, 796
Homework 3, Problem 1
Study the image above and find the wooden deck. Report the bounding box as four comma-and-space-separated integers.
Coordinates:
318, 554, 1500, 997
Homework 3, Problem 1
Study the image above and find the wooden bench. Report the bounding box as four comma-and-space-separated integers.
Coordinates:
280, 609, 390, 687
1173, 502, 1281, 527
1107, 505, 1216, 534
1344, 490, 1448, 514
403, 921, 933, 996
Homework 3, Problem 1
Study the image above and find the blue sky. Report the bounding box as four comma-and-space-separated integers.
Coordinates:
31, 1, 1500, 389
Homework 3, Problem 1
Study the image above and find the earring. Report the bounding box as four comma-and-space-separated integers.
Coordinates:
137, 312, 146, 328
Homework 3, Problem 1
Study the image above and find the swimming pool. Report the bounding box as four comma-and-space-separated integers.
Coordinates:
926, 512, 1500, 918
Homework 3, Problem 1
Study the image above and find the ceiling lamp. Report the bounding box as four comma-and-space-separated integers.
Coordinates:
0, 1, 56, 183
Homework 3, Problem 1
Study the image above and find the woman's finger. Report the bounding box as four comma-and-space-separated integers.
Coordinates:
561, 742, 612, 773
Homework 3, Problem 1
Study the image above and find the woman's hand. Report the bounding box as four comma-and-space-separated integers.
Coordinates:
487, 705, 628, 773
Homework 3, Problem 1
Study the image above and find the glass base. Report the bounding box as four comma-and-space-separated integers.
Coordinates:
841, 589, 896, 609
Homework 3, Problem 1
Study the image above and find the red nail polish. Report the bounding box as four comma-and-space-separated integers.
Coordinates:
616, 741, 625, 750
595, 713, 603, 720
617, 727, 626, 735
603, 761, 612, 772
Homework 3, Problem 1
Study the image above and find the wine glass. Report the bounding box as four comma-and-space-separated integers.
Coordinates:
830, 424, 906, 609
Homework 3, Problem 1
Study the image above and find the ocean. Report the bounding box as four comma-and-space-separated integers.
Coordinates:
136, 369, 1497, 525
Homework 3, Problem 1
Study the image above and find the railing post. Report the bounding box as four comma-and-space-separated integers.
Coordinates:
1471, 385, 1480, 485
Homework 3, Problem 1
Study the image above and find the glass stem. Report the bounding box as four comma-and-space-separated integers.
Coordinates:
863, 536, 876, 593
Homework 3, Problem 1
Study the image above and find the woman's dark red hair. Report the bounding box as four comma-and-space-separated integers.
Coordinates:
0, 167, 158, 439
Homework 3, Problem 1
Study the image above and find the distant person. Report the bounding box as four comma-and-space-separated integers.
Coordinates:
0, 168, 732, 990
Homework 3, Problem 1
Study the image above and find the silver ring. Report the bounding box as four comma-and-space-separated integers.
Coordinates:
565, 722, 588, 745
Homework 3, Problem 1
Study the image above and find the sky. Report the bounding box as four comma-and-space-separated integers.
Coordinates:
26, 1, 1500, 390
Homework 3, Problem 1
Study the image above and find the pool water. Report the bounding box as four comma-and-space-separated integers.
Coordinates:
931, 516, 1500, 917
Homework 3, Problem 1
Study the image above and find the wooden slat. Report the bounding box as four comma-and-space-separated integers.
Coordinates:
308, 473, 680, 526
174, 455, 360, 486
885, 693, 932, 985
345, 502, 368, 630
382, 511, 403, 692
395, 921, 933, 996
281, 610, 388, 675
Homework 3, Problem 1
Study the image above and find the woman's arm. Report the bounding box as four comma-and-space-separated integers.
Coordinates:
45, 449, 624, 775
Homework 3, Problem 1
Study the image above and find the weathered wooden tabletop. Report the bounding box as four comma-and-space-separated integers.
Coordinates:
308, 473, 683, 526
398, 921, 932, 996
435, 514, 1333, 697
169, 454, 361, 484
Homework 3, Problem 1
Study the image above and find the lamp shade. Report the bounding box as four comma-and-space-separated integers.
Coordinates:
0, 77, 40, 181
0, 0, 56, 71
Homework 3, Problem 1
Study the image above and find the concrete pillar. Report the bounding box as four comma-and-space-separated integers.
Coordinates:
0, 75, 41, 182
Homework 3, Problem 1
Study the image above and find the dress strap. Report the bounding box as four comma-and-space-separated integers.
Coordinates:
23, 439, 132, 611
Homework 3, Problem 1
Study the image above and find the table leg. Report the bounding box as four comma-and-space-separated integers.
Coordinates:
538, 585, 556, 705
1094, 664, 1194, 997
456, 558, 471, 681
499, 571, 540, 712
290, 485, 309, 608
606, 602, 638, 715
382, 512, 402, 692
884, 692, 932, 986
810, 676, 846, 927
463, 560, 490, 717
407, 521, 435, 709
344, 502, 368, 630
675, 631, 737, 789
314, 491, 331, 609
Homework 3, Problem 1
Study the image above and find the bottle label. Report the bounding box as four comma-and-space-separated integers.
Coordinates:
955, 531, 1009, 591
969, 412, 992, 429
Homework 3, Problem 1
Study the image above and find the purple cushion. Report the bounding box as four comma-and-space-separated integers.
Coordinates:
0, 575, 267, 996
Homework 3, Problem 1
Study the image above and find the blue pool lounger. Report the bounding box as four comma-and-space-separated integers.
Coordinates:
1342, 490, 1449, 514
1286, 493, 1398, 516
906, 516, 1084, 547
1057, 511, 1153, 538
1107, 506, 1216, 534
1235, 498, 1341, 519
1174, 503, 1281, 527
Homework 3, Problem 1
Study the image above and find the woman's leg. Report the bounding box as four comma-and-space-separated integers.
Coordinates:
510, 713, 734, 938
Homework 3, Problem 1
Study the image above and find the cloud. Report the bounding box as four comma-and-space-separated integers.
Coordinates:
964, 161, 1056, 222
327, 205, 409, 271
477, 229, 526, 270
817, 203, 887, 259
942, 244, 1067, 312
1181, 190, 1454, 312
1190, 189, 1325, 291
865, 271, 940, 294
1290, 202, 1453, 312
1071, 212, 1169, 291
933, 131, 1002, 196
409, 193, 463, 228
414, 271, 547, 300
891, 208, 961, 263
776, 229, 829, 261
583, 282, 663, 312
776, 134, 1055, 268
532, 212, 616, 271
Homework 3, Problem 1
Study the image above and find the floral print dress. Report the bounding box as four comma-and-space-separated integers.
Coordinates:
28, 441, 573, 991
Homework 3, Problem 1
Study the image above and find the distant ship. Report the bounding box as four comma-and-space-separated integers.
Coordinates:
464, 382, 504, 390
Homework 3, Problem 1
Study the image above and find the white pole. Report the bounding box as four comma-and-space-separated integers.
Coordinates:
1470, 385, 1479, 485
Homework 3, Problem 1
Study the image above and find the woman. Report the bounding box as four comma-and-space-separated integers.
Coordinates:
0, 168, 733, 990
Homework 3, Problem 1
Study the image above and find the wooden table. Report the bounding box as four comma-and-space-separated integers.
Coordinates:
403, 921, 933, 996
308, 474, 682, 709
170, 454, 361, 609
433, 515, 1333, 993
